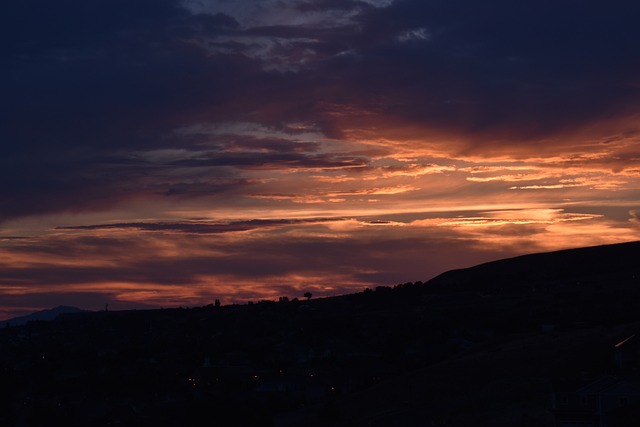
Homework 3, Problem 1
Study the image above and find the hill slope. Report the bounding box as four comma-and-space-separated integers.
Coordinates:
427, 240, 640, 293
1, 241, 640, 426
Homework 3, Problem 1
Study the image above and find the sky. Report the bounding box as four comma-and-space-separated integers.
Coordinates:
2, 0, 640, 319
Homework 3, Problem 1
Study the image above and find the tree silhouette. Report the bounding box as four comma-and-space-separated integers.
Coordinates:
303, 292, 313, 300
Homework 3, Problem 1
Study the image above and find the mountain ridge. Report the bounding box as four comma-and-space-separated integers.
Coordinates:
4, 305, 85, 327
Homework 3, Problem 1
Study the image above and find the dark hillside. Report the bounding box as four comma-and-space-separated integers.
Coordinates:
428, 240, 640, 294
1, 241, 640, 426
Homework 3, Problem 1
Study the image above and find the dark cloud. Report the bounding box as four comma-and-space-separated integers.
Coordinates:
3, 0, 640, 217
350, 1, 640, 138
1, 0, 258, 219
0, 151, 256, 220
170, 152, 367, 169
210, 135, 322, 153
296, 0, 371, 12
55, 218, 347, 233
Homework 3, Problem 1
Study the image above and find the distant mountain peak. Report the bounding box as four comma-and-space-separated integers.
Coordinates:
4, 305, 86, 327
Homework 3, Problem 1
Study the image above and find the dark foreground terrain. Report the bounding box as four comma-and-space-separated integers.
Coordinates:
2, 241, 640, 426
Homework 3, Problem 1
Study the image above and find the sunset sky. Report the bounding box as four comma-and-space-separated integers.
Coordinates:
2, 0, 640, 319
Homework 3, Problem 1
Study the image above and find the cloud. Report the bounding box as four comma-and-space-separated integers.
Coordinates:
4, 0, 640, 222
55, 218, 346, 234
0, 216, 501, 296
169, 152, 368, 170
3, 0, 640, 319
3, 205, 640, 320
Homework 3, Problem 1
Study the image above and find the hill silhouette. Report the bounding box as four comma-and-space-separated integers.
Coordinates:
428, 240, 640, 293
4, 305, 85, 327
1, 241, 639, 426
